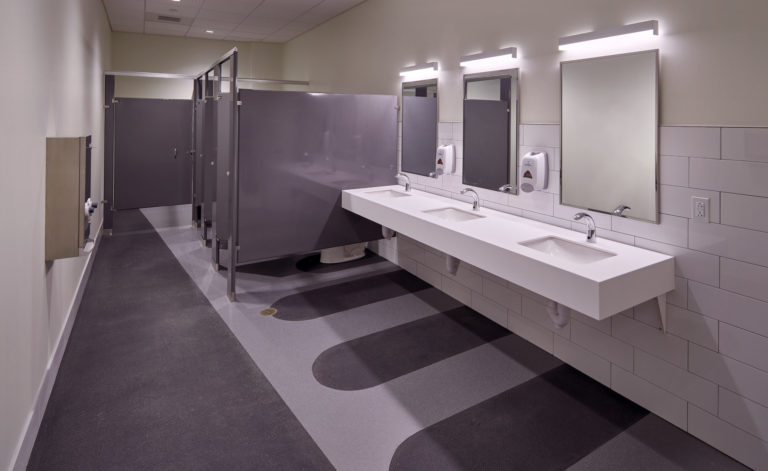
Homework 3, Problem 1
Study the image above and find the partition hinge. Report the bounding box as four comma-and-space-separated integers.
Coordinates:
112, 99, 119, 104
215, 95, 222, 101
237, 100, 242, 106
104, 105, 110, 110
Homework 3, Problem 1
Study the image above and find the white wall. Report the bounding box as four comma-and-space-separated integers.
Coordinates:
111, 32, 286, 99
375, 123, 768, 469
0, 0, 111, 469
283, 0, 768, 467
283, 0, 768, 127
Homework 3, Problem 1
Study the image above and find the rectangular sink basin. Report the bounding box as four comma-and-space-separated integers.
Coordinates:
365, 189, 412, 199
520, 236, 616, 264
422, 207, 485, 222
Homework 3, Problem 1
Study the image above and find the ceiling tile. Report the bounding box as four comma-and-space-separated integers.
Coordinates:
195, 9, 247, 23
234, 23, 281, 35
238, 16, 284, 28
145, 21, 191, 36
187, 26, 233, 38
226, 31, 268, 41
250, 0, 322, 20
103, 0, 366, 43
186, 28, 231, 40
191, 19, 239, 31
103, 0, 144, 11
275, 22, 314, 34
202, 0, 263, 14
145, 0, 204, 14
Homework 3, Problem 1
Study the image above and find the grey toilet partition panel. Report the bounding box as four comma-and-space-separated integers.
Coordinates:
201, 90, 218, 240
462, 99, 510, 190
213, 92, 234, 252
192, 92, 205, 226
112, 98, 193, 210
234, 89, 398, 265
401, 95, 438, 176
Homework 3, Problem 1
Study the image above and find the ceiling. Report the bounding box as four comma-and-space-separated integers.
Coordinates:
102, 0, 366, 43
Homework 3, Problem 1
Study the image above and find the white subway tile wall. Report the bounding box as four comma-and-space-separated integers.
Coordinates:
387, 124, 768, 467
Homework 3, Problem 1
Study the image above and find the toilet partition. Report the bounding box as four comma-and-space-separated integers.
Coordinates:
235, 89, 397, 263
218, 89, 397, 299
191, 49, 398, 300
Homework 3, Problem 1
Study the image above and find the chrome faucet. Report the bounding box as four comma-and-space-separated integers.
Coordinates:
498, 184, 516, 193
460, 188, 480, 211
395, 172, 411, 192
573, 212, 597, 243
613, 204, 631, 217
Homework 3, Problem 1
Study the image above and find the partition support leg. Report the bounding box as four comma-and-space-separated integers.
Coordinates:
227, 240, 236, 302
213, 238, 220, 272
657, 294, 667, 332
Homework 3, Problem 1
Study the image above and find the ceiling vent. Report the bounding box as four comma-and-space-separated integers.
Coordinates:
143, 12, 193, 25
157, 15, 182, 23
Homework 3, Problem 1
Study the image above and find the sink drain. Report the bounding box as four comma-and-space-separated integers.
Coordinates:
260, 308, 278, 317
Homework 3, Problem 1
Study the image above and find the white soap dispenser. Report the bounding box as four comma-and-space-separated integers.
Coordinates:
436, 144, 455, 175
520, 151, 548, 193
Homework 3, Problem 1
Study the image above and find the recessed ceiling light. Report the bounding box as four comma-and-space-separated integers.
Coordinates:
172, 0, 181, 2
205, 30, 214, 34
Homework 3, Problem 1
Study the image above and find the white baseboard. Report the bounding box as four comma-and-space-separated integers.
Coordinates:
10, 223, 103, 471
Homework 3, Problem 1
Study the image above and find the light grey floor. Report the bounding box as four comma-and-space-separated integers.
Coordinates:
150, 221, 564, 470
149, 213, 748, 471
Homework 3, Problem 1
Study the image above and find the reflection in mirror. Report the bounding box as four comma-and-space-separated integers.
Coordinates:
462, 70, 518, 193
401, 80, 438, 176
561, 50, 659, 223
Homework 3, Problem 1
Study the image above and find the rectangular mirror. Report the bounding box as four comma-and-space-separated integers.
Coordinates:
561, 50, 659, 223
401, 80, 438, 176
462, 69, 519, 193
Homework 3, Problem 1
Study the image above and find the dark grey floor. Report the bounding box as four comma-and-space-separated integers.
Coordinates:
27, 211, 333, 471
391, 364, 648, 470
313, 306, 512, 390
272, 269, 431, 321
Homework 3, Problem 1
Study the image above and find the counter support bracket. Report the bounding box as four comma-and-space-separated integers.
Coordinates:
657, 293, 667, 332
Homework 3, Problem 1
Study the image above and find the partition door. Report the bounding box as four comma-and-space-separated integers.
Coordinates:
113, 98, 193, 209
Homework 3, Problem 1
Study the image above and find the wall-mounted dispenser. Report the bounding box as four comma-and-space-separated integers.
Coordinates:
520, 151, 548, 193
436, 144, 455, 175
46, 136, 92, 260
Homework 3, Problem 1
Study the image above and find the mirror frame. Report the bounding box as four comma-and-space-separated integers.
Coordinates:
559, 50, 660, 223
400, 79, 439, 176
462, 69, 520, 194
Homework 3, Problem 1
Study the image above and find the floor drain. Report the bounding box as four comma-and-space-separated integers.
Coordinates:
260, 308, 278, 317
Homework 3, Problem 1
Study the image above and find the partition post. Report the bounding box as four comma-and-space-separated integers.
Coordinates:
227, 50, 239, 301
212, 63, 223, 271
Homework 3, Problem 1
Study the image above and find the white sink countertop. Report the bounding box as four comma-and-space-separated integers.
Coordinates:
342, 185, 674, 321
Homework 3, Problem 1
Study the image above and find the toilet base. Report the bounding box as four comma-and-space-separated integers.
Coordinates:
320, 243, 367, 264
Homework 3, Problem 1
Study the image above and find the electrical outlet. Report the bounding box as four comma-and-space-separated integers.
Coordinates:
692, 196, 710, 223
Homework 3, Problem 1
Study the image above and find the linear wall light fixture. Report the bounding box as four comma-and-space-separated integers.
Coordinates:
399, 62, 439, 79
558, 20, 658, 51
459, 47, 517, 69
